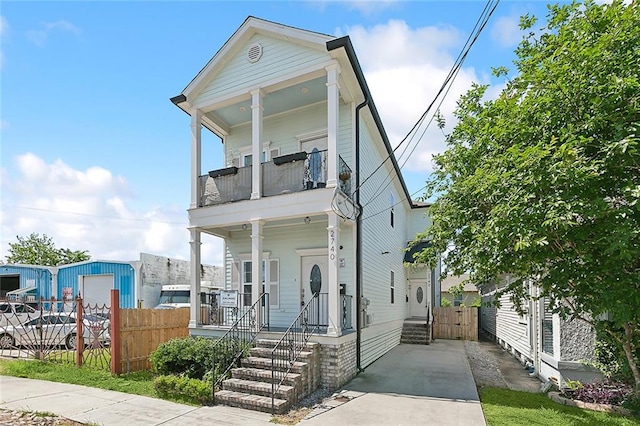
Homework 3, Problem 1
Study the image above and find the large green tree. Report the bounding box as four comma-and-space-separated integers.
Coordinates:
5, 233, 91, 266
417, 0, 640, 389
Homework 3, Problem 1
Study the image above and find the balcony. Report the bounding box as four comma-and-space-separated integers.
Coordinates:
199, 151, 353, 207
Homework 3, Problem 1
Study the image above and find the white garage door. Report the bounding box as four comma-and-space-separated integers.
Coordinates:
80, 275, 113, 308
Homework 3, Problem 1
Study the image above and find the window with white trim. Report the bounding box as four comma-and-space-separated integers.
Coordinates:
240, 259, 279, 308
268, 259, 279, 308
390, 271, 395, 304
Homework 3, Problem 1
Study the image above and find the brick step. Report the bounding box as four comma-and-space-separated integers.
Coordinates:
255, 339, 320, 351
242, 356, 307, 373
232, 367, 302, 387
222, 378, 294, 399
402, 324, 428, 330
401, 328, 429, 334
215, 389, 289, 414
401, 333, 429, 339
249, 346, 314, 360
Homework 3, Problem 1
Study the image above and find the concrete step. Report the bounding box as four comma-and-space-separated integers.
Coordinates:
222, 378, 294, 399
231, 367, 302, 387
215, 389, 289, 414
242, 356, 307, 373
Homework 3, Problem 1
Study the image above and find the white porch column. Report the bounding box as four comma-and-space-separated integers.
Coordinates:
251, 220, 264, 330
327, 213, 341, 336
190, 109, 202, 209
325, 64, 340, 189
189, 229, 202, 328
250, 89, 264, 200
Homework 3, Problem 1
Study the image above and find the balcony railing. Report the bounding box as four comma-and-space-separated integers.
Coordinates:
200, 150, 354, 206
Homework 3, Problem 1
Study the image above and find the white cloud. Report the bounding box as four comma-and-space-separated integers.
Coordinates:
0, 153, 224, 266
345, 0, 400, 15
26, 20, 82, 47
345, 20, 489, 173
490, 15, 522, 48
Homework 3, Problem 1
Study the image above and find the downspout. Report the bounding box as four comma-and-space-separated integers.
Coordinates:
355, 99, 367, 373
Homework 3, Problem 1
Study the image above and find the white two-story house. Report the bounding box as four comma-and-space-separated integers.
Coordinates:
171, 16, 439, 408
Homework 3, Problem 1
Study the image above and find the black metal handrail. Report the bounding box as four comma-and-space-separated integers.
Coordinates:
270, 292, 321, 414
211, 293, 269, 404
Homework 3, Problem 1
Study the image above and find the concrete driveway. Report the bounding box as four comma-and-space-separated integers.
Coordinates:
301, 340, 486, 426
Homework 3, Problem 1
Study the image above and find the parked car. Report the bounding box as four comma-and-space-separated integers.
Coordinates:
0, 302, 39, 328
0, 312, 110, 350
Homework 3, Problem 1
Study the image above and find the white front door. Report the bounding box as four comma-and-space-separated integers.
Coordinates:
409, 280, 428, 318
301, 255, 328, 325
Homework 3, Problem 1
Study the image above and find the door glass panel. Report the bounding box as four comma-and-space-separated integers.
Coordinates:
416, 287, 424, 304
310, 265, 322, 295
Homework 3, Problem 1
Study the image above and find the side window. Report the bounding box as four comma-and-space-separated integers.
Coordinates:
390, 193, 395, 228
268, 259, 279, 308
390, 271, 395, 304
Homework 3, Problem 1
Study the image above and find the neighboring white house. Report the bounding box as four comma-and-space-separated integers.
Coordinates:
480, 275, 601, 386
171, 16, 439, 391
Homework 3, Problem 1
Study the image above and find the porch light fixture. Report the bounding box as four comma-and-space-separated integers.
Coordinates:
301, 87, 309, 94
304, 216, 311, 224
242, 224, 248, 230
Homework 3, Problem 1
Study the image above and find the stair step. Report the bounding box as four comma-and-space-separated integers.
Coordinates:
222, 378, 294, 399
232, 367, 302, 386
242, 356, 307, 373
255, 338, 320, 351
215, 389, 289, 414
250, 346, 314, 360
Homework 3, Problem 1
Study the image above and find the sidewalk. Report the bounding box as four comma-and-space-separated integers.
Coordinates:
0, 376, 272, 425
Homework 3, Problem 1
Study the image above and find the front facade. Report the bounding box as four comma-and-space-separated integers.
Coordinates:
480, 276, 601, 386
172, 16, 437, 388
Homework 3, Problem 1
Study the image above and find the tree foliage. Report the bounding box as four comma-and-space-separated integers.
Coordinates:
5, 233, 90, 266
417, 1, 640, 389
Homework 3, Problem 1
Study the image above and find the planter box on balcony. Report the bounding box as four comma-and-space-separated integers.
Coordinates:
273, 152, 307, 166
208, 166, 238, 178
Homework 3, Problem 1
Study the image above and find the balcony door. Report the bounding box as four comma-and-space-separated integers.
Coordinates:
301, 138, 327, 189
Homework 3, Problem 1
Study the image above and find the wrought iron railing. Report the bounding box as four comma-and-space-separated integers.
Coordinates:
204, 292, 256, 327
199, 166, 252, 206
270, 292, 321, 414
211, 293, 269, 404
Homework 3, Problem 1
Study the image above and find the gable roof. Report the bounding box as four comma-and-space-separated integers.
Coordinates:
181, 16, 334, 103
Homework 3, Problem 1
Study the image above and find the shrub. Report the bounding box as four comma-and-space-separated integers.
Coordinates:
149, 336, 252, 381
154, 374, 212, 405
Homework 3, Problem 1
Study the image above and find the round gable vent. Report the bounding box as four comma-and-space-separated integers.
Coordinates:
247, 43, 263, 63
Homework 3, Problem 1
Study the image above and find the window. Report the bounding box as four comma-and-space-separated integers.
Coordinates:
453, 294, 464, 307
542, 297, 554, 355
390, 193, 395, 227
390, 271, 395, 304
241, 259, 274, 307
268, 259, 279, 309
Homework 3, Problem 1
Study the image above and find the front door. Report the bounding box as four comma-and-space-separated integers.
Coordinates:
409, 280, 428, 318
301, 255, 328, 326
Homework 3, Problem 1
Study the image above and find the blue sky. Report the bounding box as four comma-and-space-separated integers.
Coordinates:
1, 1, 557, 265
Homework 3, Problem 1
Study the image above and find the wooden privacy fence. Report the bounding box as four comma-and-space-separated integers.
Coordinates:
110, 290, 189, 374
433, 307, 479, 341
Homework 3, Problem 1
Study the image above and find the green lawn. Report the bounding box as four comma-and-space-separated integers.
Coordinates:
480, 387, 640, 426
0, 358, 157, 399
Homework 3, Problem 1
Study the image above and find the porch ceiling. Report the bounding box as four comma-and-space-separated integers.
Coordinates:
201, 214, 327, 237
206, 77, 327, 128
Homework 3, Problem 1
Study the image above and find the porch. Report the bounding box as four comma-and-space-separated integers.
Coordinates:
199, 292, 354, 334
199, 151, 353, 207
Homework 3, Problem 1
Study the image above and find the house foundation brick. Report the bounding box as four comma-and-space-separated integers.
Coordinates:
319, 339, 357, 390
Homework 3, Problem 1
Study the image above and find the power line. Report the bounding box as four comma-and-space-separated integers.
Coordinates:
354, 0, 500, 213
10, 206, 187, 225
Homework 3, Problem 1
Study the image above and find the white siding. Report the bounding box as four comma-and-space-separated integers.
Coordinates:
358, 118, 412, 366
482, 280, 533, 360
196, 34, 330, 107
406, 208, 431, 241
224, 219, 355, 328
